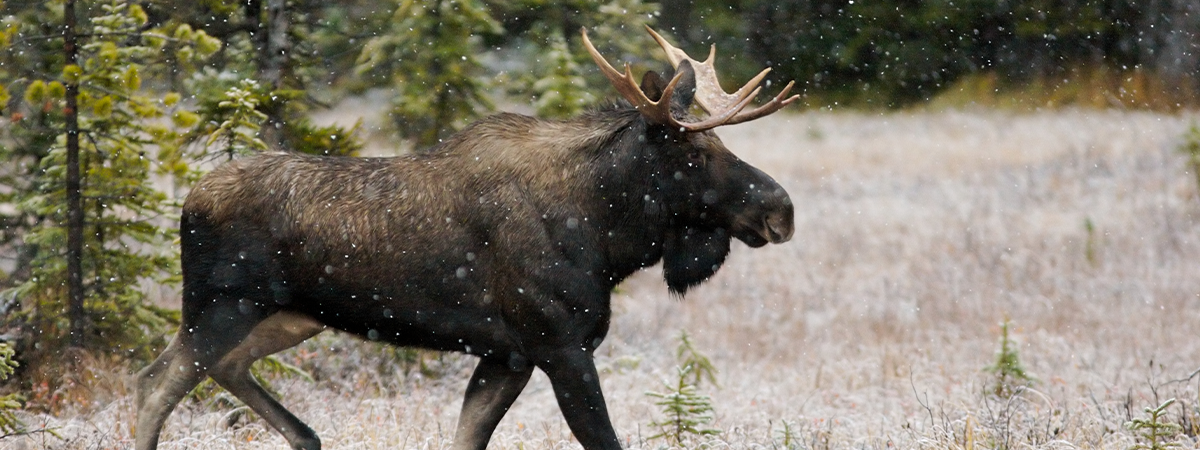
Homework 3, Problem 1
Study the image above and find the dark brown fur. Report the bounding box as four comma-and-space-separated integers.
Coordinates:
136, 69, 793, 450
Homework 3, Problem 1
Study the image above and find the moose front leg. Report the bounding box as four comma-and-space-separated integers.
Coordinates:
539, 349, 622, 450
451, 356, 535, 450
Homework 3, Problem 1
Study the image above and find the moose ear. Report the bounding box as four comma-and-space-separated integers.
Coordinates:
670, 60, 697, 110
640, 70, 666, 102
640, 63, 697, 111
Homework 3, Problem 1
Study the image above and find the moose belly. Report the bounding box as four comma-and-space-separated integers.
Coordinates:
286, 272, 520, 357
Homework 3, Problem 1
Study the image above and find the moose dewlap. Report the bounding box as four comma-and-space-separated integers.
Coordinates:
136, 26, 796, 450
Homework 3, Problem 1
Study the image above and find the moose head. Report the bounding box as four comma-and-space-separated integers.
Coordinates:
581, 26, 796, 293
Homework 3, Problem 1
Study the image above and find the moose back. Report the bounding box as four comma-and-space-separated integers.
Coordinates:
136, 26, 796, 450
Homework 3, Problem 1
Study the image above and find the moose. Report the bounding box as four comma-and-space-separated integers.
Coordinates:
135, 26, 796, 450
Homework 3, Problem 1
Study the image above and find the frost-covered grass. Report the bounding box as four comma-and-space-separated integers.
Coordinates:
10, 108, 1200, 449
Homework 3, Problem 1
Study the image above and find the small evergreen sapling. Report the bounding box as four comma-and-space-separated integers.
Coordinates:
676, 330, 718, 388
646, 365, 721, 446
1180, 123, 1200, 196
1126, 398, 1183, 450
774, 419, 800, 449
645, 330, 721, 446
984, 319, 1036, 398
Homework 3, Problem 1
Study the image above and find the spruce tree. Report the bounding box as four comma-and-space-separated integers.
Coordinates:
356, 0, 502, 147
0, 0, 219, 386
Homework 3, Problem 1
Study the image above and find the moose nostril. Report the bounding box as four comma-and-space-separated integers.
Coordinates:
764, 212, 794, 243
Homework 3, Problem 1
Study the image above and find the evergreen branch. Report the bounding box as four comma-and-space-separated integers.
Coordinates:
2, 31, 193, 45
3, 34, 66, 46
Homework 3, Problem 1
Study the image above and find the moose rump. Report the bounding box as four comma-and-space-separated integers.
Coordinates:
136, 26, 796, 450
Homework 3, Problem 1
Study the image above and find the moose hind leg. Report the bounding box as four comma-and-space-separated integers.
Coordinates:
135, 296, 270, 450
135, 330, 208, 450
450, 356, 535, 450
208, 311, 326, 450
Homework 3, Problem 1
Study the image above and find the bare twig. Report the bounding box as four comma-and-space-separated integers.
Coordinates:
910, 370, 934, 428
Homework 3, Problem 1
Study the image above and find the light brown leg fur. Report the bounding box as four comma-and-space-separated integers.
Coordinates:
209, 311, 326, 450
135, 331, 208, 450
135, 312, 325, 450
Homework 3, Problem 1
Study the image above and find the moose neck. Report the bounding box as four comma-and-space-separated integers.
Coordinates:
571, 110, 679, 286
435, 109, 692, 290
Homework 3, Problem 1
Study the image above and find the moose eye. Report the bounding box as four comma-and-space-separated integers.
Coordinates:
687, 151, 704, 166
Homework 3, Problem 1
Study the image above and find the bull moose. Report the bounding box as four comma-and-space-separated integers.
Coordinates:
135, 26, 796, 450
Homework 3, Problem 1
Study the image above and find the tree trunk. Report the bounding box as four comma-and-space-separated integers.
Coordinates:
64, 0, 85, 349
258, 0, 290, 149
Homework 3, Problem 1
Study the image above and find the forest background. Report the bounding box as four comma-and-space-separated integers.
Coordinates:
0, 0, 1199, 447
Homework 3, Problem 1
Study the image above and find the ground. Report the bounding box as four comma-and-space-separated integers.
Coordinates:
9, 108, 1200, 449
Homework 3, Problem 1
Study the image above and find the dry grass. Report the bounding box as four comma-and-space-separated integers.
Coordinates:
9, 108, 1200, 449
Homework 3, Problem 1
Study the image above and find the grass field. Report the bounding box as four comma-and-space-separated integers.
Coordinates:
9, 108, 1200, 450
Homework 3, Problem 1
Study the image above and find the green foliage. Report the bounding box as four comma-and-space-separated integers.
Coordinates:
494, 0, 658, 60
1180, 123, 1200, 195
0, 344, 17, 382
531, 31, 595, 119
183, 70, 362, 158
205, 79, 270, 159
141, 0, 364, 157
646, 364, 721, 446
0, 0, 359, 399
1126, 398, 1183, 450
984, 319, 1036, 398
357, 0, 502, 147
646, 331, 721, 446
500, 0, 659, 115
0, 343, 25, 437
676, 330, 718, 388
0, 0, 217, 387
774, 419, 799, 449
0, 3, 67, 290
355, 0, 661, 142
742, 0, 1193, 108
281, 118, 364, 157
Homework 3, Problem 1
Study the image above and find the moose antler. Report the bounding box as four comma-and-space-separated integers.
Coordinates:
645, 26, 799, 126
581, 28, 758, 132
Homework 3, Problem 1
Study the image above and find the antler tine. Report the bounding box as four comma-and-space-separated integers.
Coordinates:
645, 25, 797, 126
645, 25, 766, 113
723, 81, 800, 126
580, 29, 652, 110
676, 86, 760, 132
582, 27, 757, 132
646, 60, 755, 133
581, 27, 674, 124
646, 26, 688, 68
